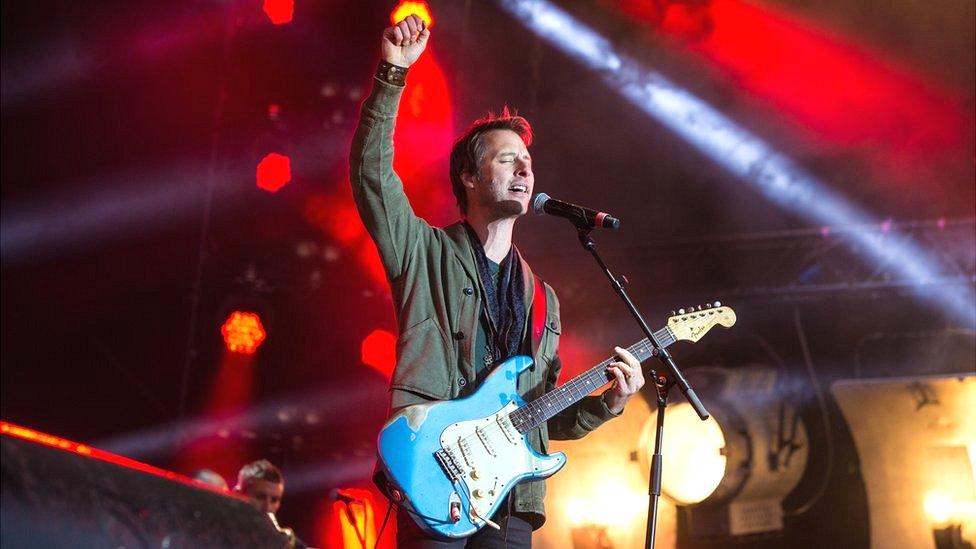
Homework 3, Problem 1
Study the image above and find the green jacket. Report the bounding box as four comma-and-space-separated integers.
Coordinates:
350, 77, 619, 528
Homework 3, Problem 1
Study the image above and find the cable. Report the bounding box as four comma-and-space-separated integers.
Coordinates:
783, 306, 835, 516
374, 500, 394, 549
176, 3, 233, 424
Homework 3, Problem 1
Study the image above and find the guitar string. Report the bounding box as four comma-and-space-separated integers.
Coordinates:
446, 330, 671, 456
508, 328, 672, 431
440, 329, 675, 464
438, 310, 724, 454
421, 312, 726, 531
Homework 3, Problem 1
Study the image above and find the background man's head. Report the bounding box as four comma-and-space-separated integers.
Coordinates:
235, 459, 284, 515
191, 468, 229, 490
449, 108, 533, 216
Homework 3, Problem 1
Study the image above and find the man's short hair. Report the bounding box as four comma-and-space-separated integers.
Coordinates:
191, 468, 229, 490
235, 459, 283, 492
449, 107, 533, 215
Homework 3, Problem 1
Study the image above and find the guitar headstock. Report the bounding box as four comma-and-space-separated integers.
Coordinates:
668, 301, 736, 343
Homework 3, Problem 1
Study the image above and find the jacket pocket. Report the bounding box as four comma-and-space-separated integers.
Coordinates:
392, 317, 455, 400
541, 313, 561, 362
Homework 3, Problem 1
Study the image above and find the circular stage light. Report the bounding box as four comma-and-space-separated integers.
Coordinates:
656, 402, 728, 505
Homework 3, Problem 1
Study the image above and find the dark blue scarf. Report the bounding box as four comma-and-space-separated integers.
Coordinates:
463, 222, 526, 364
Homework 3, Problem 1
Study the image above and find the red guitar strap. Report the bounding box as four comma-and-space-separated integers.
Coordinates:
531, 275, 547, 358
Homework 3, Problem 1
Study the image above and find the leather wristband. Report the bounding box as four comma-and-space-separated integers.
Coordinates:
376, 60, 409, 87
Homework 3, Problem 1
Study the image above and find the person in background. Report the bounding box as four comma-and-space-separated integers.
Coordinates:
235, 459, 308, 549
190, 468, 229, 490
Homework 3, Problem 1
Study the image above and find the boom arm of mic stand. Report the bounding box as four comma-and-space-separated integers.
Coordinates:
574, 223, 709, 420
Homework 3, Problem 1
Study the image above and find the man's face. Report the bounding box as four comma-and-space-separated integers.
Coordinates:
466, 129, 534, 218
244, 479, 284, 515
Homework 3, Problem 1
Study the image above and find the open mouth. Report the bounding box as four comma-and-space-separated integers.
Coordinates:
508, 184, 529, 194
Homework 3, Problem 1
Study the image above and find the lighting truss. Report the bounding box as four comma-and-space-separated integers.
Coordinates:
495, 0, 975, 328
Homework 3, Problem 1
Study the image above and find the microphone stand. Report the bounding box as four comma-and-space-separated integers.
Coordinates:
571, 221, 710, 549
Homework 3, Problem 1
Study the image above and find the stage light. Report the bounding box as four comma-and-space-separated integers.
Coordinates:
361, 329, 396, 379
834, 375, 976, 547
262, 0, 294, 25
652, 402, 728, 505
637, 366, 809, 538
565, 477, 647, 529
256, 152, 291, 193
925, 490, 955, 526
391, 1, 434, 28
220, 311, 267, 354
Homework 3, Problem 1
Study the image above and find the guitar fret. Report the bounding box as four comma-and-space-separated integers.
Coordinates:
512, 332, 676, 432
507, 322, 694, 433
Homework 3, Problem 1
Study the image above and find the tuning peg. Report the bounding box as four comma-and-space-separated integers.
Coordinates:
713, 301, 722, 307
678, 308, 685, 315
706, 303, 713, 309
670, 310, 676, 316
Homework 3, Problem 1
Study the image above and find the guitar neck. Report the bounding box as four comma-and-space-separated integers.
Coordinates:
509, 326, 676, 433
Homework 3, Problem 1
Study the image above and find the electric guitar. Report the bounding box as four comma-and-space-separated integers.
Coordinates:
376, 304, 737, 538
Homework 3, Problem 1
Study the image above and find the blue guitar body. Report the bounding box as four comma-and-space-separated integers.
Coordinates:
376, 355, 567, 539
375, 304, 738, 538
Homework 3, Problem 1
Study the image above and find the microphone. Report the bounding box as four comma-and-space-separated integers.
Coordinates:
532, 193, 620, 229
329, 488, 362, 504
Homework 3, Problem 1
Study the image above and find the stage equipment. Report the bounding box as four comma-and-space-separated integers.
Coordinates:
217, 262, 274, 355
832, 374, 975, 549
1, 422, 284, 548
262, 0, 294, 25
391, 1, 434, 28
637, 366, 810, 538
533, 193, 621, 229
537, 207, 720, 549
221, 310, 267, 354
256, 152, 292, 192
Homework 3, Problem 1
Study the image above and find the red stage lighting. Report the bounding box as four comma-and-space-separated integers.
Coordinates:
361, 329, 396, 379
221, 311, 267, 354
263, 0, 294, 25
256, 152, 291, 193
391, 1, 435, 28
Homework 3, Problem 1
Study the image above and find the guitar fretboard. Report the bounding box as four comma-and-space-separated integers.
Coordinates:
508, 326, 675, 433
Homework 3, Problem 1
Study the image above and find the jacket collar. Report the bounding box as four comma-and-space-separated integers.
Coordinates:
444, 221, 535, 311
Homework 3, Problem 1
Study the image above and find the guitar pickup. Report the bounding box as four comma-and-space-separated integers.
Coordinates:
495, 414, 520, 445
475, 426, 496, 456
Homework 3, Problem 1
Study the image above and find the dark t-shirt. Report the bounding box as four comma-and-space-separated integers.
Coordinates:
473, 258, 500, 385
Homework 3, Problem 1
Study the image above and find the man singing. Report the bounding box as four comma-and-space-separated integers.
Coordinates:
350, 15, 646, 547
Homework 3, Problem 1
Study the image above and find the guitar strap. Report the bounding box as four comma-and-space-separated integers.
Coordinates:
530, 275, 547, 359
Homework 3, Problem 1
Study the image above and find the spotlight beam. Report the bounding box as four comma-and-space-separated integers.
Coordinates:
496, 0, 975, 328
94, 382, 382, 460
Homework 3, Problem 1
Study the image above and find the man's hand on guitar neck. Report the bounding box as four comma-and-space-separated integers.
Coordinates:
382, 14, 430, 68
602, 346, 644, 415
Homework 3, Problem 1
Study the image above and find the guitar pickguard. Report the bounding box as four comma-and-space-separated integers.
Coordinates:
377, 356, 567, 538
437, 402, 545, 523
